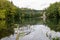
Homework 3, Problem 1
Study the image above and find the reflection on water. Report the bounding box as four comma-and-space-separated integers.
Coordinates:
0, 18, 60, 40
19, 18, 43, 26
46, 18, 60, 32
0, 20, 14, 39
19, 25, 60, 40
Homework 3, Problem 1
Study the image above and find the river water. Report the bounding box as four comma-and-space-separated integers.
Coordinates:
0, 18, 60, 40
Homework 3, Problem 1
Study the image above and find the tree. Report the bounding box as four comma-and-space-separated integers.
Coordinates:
46, 2, 60, 18
0, 0, 17, 38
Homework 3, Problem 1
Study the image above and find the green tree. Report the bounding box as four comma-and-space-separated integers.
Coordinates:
0, 0, 17, 39
46, 2, 60, 18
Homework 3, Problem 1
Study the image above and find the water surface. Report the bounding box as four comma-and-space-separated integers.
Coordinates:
0, 18, 60, 40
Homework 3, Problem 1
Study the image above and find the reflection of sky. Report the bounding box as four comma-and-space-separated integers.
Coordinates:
1, 25, 60, 40
9, 0, 60, 10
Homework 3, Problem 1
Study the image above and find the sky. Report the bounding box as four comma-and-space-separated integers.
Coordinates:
9, 0, 60, 10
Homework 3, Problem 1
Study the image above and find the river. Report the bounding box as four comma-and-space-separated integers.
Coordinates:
0, 18, 60, 40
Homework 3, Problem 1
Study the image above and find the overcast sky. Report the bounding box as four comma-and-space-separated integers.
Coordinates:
9, 0, 60, 10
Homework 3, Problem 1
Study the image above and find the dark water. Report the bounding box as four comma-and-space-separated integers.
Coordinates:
0, 18, 60, 39
0, 20, 14, 39
46, 18, 60, 32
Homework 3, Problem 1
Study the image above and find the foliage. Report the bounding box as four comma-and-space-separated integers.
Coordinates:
0, 0, 16, 39
52, 37, 60, 40
19, 8, 42, 18
46, 2, 60, 18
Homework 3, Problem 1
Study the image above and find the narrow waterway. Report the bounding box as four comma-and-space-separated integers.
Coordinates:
19, 25, 60, 40
1, 18, 60, 40
1, 25, 60, 40
20, 25, 50, 40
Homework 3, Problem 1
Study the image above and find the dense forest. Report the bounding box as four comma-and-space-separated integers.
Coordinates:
46, 2, 60, 18
0, 0, 42, 30
0, 0, 17, 38
0, 0, 42, 38
46, 2, 60, 32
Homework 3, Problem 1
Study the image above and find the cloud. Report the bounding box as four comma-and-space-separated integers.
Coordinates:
9, 0, 60, 10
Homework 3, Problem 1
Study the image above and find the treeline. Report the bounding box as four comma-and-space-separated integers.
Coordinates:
19, 8, 42, 18
0, 0, 42, 24
0, 0, 17, 38
46, 2, 60, 32
0, 0, 19, 29
46, 2, 60, 18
